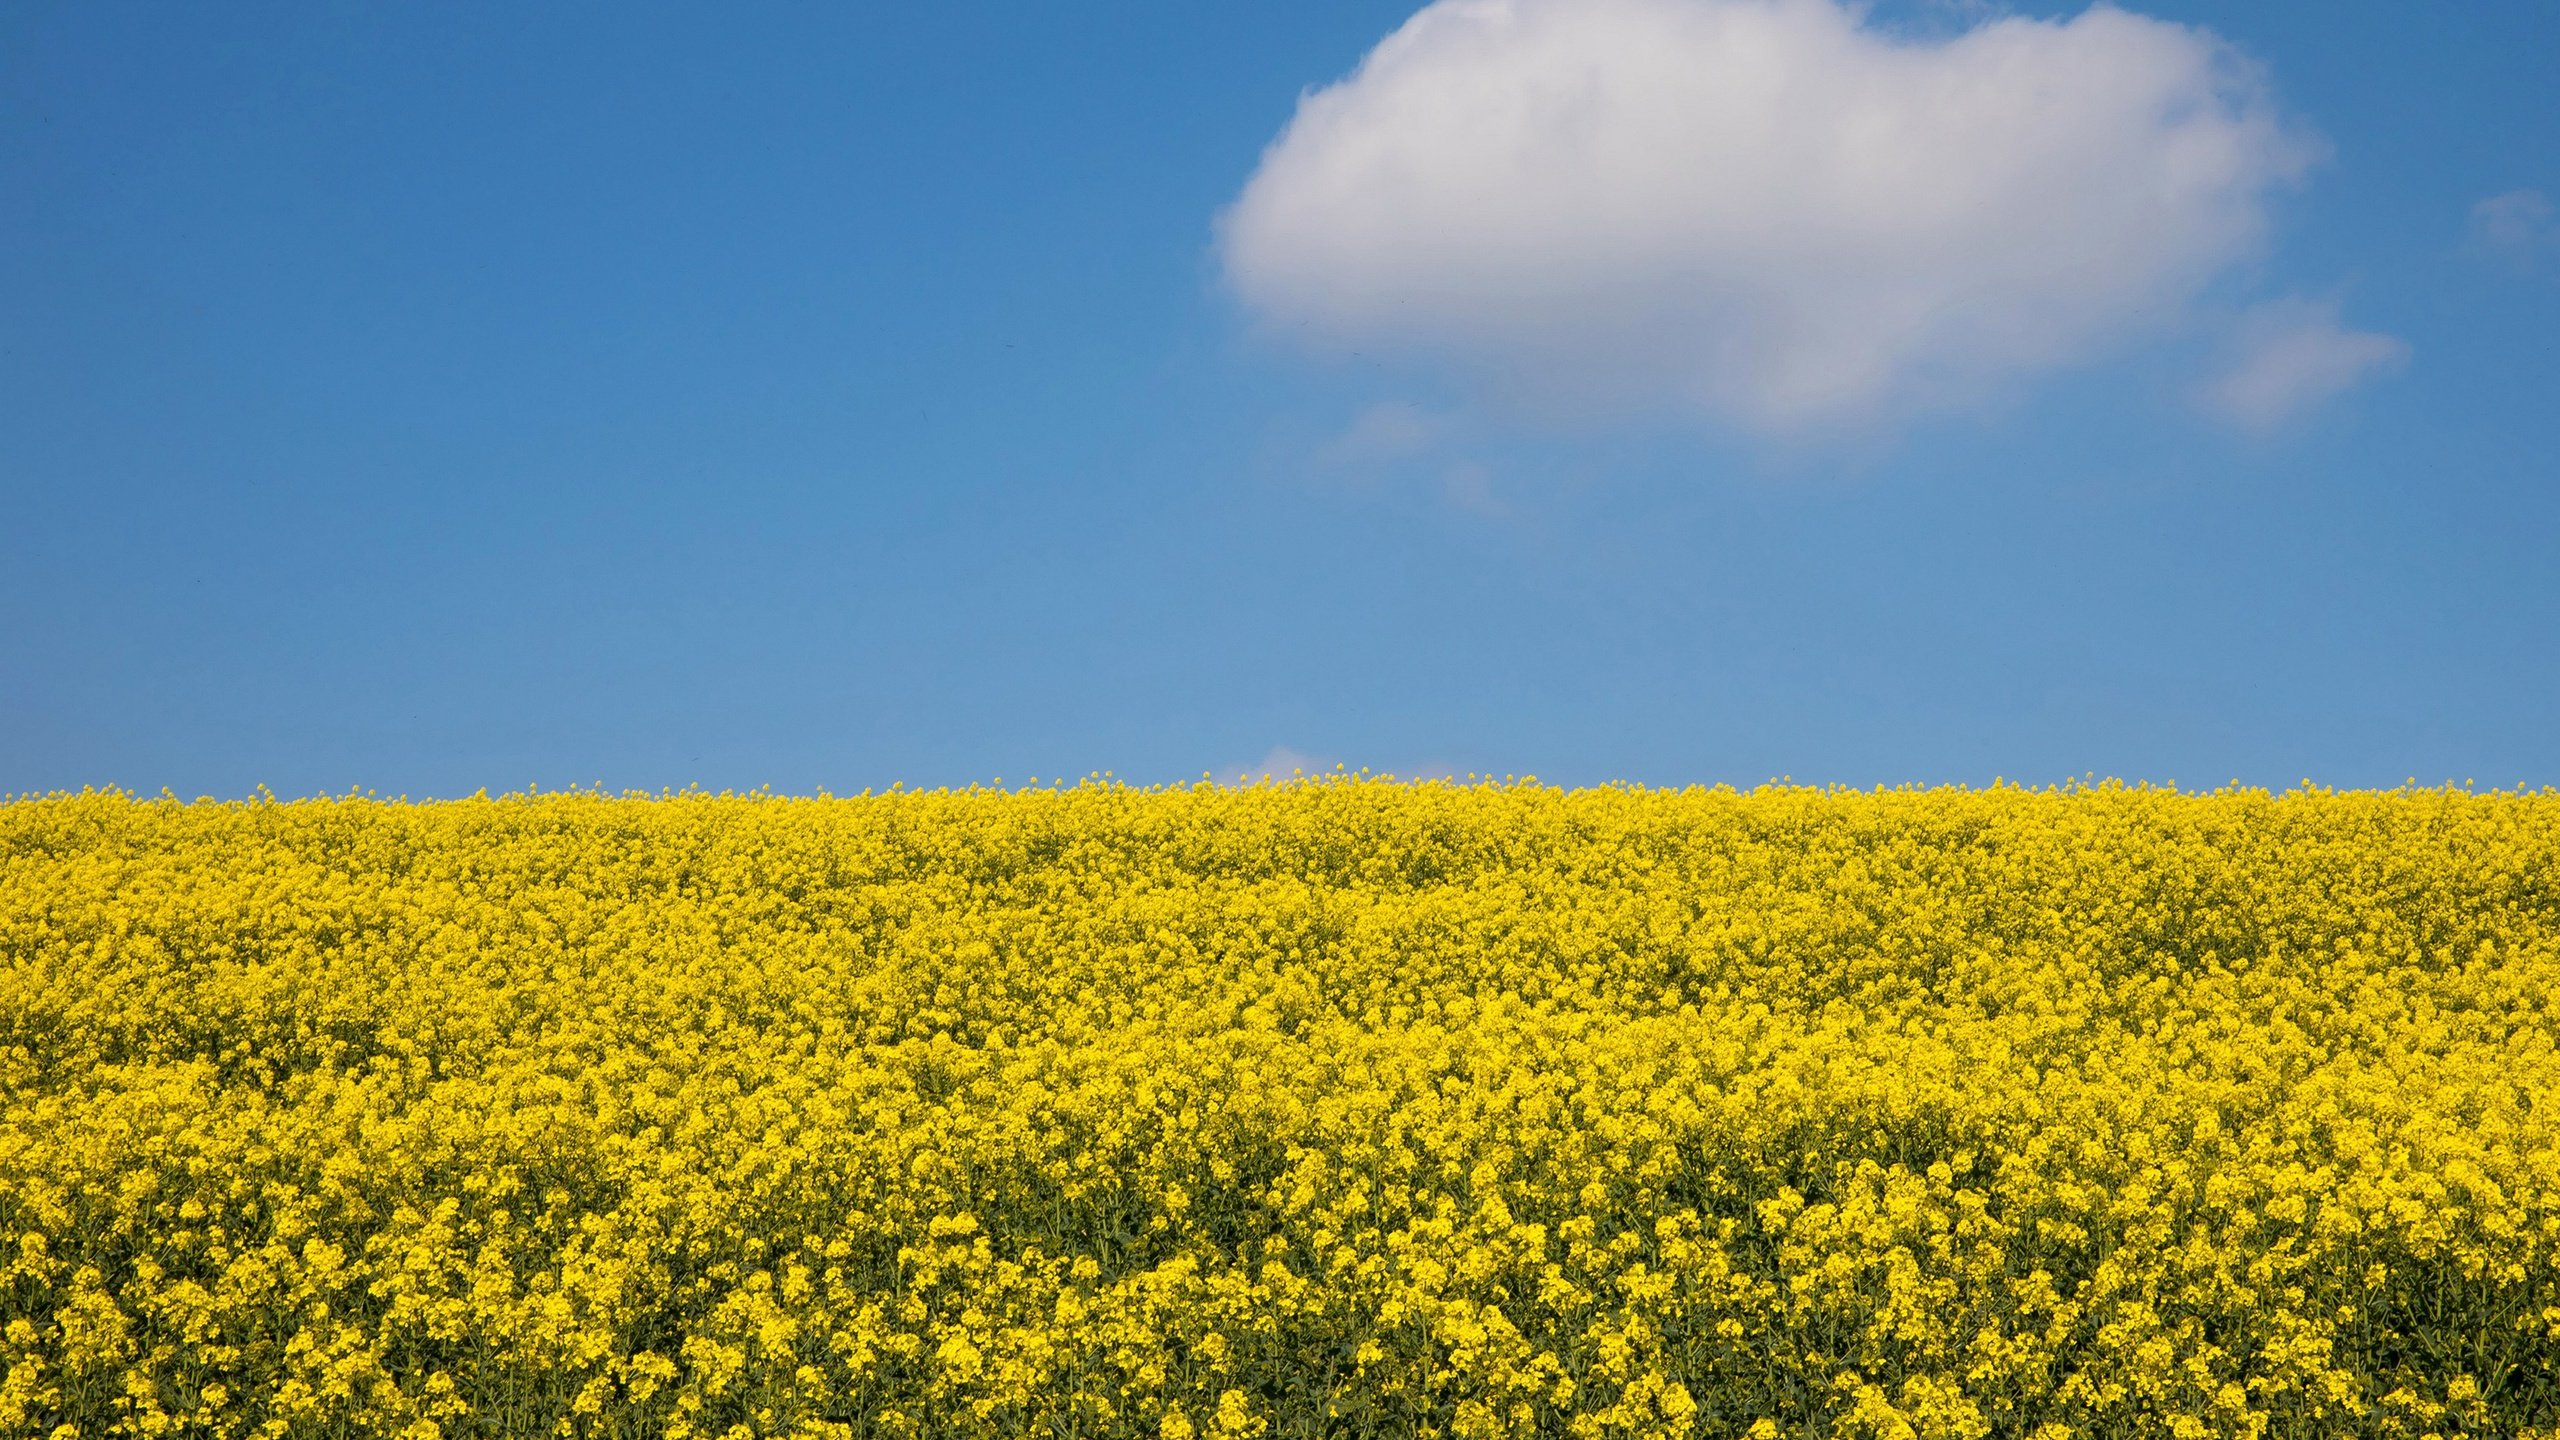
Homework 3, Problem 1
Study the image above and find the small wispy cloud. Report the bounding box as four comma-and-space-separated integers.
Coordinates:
1317, 401, 1445, 466
1313, 401, 1510, 518
1438, 461, 1507, 517
2195, 298, 2408, 432
2468, 189, 2558, 271
1217, 745, 1337, 785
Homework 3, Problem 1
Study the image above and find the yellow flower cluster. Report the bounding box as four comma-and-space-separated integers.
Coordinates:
4, 780, 2558, 1439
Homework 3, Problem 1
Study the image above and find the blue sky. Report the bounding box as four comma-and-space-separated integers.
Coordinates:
4, 0, 2555, 797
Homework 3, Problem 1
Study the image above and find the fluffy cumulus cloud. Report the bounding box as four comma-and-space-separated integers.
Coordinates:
1220, 0, 2325, 431
2195, 298, 2408, 432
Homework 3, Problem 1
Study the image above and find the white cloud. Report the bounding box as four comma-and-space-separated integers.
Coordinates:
1219, 745, 1337, 785
2469, 189, 2557, 270
2195, 298, 2407, 432
1220, 0, 2321, 432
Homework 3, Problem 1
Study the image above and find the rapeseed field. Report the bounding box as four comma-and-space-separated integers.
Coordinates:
3, 780, 2556, 1440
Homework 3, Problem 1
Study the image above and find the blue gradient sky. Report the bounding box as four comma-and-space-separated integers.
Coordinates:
5, 1, 2555, 797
